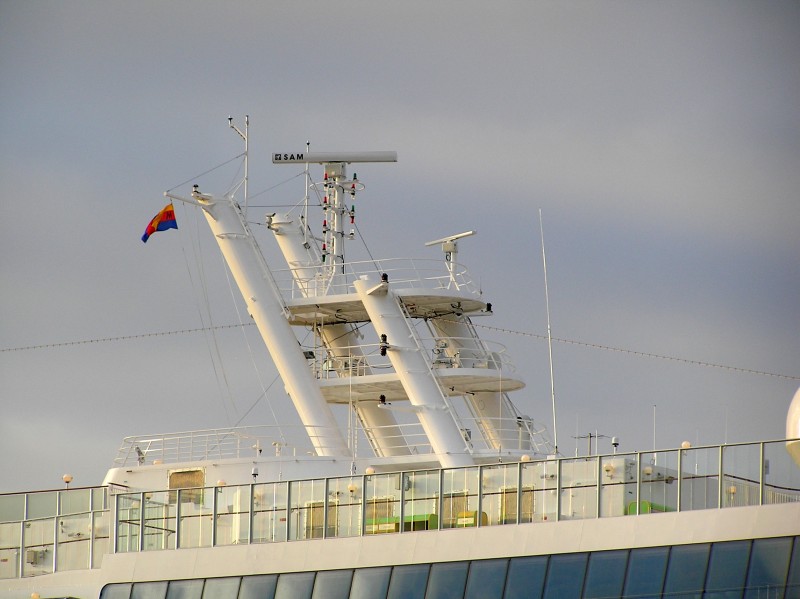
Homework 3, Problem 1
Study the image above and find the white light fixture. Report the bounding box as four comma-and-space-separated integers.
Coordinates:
365, 466, 375, 475
643, 466, 654, 476
681, 441, 692, 449
62, 474, 73, 488
520, 454, 531, 463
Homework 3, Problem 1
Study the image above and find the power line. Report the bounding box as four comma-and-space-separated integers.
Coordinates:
3, 321, 797, 382
1, 324, 250, 352
461, 320, 800, 381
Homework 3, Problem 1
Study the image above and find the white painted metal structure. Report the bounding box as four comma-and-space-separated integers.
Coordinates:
172, 186, 351, 458
3, 125, 799, 598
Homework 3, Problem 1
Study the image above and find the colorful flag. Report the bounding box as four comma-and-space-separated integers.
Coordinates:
141, 204, 178, 243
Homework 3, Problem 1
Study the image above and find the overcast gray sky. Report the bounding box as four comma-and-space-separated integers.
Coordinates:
1, 1, 798, 493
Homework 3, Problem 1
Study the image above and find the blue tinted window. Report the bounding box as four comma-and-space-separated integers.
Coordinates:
744, 537, 793, 599
705, 541, 750, 599
166, 580, 204, 599
624, 546, 668, 599
202, 577, 240, 599
350, 567, 391, 599
239, 574, 277, 599
132, 581, 167, 599
426, 562, 468, 599
464, 558, 508, 599
101, 584, 132, 599
543, 553, 588, 599
663, 543, 710, 598
786, 537, 800, 598
311, 569, 353, 599
583, 550, 628, 598
387, 564, 430, 599
504, 555, 547, 599
275, 572, 315, 599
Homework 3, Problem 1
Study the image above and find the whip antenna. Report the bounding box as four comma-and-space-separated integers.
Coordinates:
539, 209, 559, 455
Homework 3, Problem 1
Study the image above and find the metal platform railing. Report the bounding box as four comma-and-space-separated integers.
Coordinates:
272, 258, 480, 299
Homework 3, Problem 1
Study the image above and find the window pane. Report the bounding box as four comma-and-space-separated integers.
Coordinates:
311, 569, 353, 599
543, 553, 588, 599
583, 550, 628, 598
426, 562, 468, 599
464, 558, 508, 599
239, 574, 277, 599
623, 546, 668, 599
202, 577, 241, 599
166, 580, 204, 599
27, 492, 58, 519
275, 572, 315, 599
663, 543, 710, 598
101, 583, 132, 599
705, 541, 750, 599
132, 581, 167, 599
60, 488, 91, 515
387, 564, 430, 599
0, 494, 25, 522
252, 482, 288, 543
787, 537, 800, 599
744, 537, 793, 599
350, 567, 391, 599
504, 555, 547, 599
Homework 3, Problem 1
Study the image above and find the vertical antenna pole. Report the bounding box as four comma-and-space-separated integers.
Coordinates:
303, 141, 310, 247
244, 115, 249, 212
228, 115, 249, 213
653, 404, 657, 465
539, 209, 558, 455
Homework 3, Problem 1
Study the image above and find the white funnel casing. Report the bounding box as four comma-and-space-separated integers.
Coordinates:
787, 387, 800, 467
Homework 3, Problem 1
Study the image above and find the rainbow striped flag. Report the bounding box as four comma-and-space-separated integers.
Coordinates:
141, 204, 178, 243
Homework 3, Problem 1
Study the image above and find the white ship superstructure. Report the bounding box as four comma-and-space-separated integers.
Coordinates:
2, 125, 799, 599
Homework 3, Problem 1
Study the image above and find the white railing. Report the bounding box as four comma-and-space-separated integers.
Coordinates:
113, 426, 316, 467
3, 439, 799, 579
272, 258, 480, 299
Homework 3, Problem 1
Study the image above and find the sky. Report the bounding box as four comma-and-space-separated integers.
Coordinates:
1, 1, 798, 493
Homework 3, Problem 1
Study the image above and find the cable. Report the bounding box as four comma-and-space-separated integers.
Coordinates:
456, 319, 799, 381
166, 153, 245, 194
6, 320, 797, 382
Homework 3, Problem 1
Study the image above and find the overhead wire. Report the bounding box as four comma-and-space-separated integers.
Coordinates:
165, 153, 245, 194
453, 319, 800, 381
6, 318, 798, 382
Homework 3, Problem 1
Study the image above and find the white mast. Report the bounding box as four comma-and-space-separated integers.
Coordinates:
169, 186, 350, 458
354, 275, 475, 468
267, 213, 412, 457
425, 231, 522, 450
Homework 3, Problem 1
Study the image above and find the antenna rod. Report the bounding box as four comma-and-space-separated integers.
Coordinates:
539, 209, 558, 454
228, 115, 249, 212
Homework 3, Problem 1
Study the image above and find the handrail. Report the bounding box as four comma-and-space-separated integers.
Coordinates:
2, 438, 798, 579
270, 258, 480, 299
